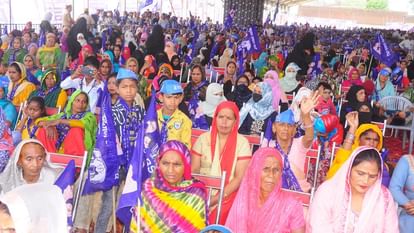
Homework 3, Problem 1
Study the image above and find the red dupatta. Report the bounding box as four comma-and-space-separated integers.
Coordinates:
210, 101, 239, 184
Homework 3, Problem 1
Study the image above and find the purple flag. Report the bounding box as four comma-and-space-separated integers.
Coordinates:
2, 25, 7, 35
224, 9, 235, 30
273, 0, 280, 21
265, 12, 271, 26
117, 92, 160, 228
54, 160, 76, 227
262, 119, 273, 146
38, 29, 46, 47
83, 85, 119, 194
101, 31, 107, 53
371, 33, 397, 67
246, 25, 261, 53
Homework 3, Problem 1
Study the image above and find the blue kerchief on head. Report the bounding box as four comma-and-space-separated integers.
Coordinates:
116, 68, 138, 81
274, 109, 295, 125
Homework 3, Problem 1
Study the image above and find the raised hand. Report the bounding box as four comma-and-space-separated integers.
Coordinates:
346, 111, 359, 130
300, 91, 319, 115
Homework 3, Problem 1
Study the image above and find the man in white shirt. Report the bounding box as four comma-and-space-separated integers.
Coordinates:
60, 56, 103, 113
399, 35, 414, 52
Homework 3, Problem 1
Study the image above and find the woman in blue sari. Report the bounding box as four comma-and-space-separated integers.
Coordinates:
389, 154, 414, 233
0, 83, 17, 128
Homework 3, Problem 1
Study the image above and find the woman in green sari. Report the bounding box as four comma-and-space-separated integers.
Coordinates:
29, 69, 67, 108
36, 90, 97, 157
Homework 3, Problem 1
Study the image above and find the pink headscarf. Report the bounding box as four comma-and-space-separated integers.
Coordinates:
263, 70, 288, 110
307, 146, 399, 233
343, 67, 363, 88
226, 147, 305, 232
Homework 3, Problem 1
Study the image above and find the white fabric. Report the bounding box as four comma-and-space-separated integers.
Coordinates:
0, 183, 68, 233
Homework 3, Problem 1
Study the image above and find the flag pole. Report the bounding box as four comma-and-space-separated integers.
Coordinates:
112, 188, 117, 233
367, 55, 374, 79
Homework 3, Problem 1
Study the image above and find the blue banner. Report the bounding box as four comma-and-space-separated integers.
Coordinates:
83, 85, 119, 194
54, 160, 76, 227
371, 33, 397, 67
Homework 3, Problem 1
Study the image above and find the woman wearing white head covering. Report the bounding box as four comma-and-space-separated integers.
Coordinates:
290, 87, 313, 123
0, 139, 60, 194
0, 183, 68, 233
77, 33, 87, 46
199, 83, 227, 126
280, 62, 302, 93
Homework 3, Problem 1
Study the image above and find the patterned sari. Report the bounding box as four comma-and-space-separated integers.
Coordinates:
130, 140, 207, 233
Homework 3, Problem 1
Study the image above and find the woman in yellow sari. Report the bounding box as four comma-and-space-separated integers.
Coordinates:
7, 62, 36, 106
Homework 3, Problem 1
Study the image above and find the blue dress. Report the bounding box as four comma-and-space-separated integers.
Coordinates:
389, 155, 414, 233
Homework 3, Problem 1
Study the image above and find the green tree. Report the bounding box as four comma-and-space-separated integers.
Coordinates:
366, 0, 388, 9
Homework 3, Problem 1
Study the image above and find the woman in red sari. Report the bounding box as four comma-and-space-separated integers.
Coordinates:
191, 101, 252, 224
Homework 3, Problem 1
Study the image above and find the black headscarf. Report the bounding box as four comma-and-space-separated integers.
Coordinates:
67, 18, 88, 59
230, 76, 252, 110
345, 85, 365, 110
356, 101, 373, 125
146, 25, 165, 56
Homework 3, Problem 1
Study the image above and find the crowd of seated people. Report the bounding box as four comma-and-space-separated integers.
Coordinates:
1, 7, 414, 233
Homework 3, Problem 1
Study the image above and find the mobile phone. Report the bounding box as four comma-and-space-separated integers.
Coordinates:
81, 66, 94, 76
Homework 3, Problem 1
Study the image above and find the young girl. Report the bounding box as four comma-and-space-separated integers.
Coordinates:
15, 97, 46, 141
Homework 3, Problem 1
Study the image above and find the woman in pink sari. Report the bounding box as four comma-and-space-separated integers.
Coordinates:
342, 67, 363, 89
226, 147, 305, 233
307, 146, 399, 233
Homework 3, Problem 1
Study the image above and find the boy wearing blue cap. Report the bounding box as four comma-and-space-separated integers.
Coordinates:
157, 79, 192, 148
92, 68, 145, 233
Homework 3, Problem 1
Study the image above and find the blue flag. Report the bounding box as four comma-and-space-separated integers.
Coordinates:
246, 25, 261, 53
224, 9, 235, 30
190, 28, 199, 58
54, 160, 76, 227
38, 29, 46, 47
117, 92, 160, 228
83, 86, 119, 194
371, 33, 397, 67
265, 12, 271, 26
273, 0, 280, 21
101, 31, 107, 53
140, 0, 154, 10
2, 25, 7, 35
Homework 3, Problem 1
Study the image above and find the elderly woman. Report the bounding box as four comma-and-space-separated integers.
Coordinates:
239, 82, 277, 136
262, 92, 318, 192
36, 90, 97, 156
226, 147, 305, 233
192, 101, 252, 224
29, 69, 67, 108
389, 154, 414, 233
0, 183, 68, 232
130, 140, 208, 232
0, 139, 60, 194
308, 147, 399, 232
36, 32, 62, 69
7, 62, 36, 107
1, 36, 27, 65
280, 62, 302, 94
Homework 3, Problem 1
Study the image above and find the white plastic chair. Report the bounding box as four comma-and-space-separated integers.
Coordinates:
378, 96, 414, 153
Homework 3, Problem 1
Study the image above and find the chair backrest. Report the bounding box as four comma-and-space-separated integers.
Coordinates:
200, 224, 233, 233
341, 84, 351, 98
45, 106, 61, 116
378, 96, 414, 112
212, 67, 226, 75
243, 134, 262, 150
192, 172, 227, 224
49, 151, 86, 168
371, 120, 387, 136
173, 70, 181, 77
304, 145, 321, 189
286, 92, 295, 103
282, 188, 313, 207
191, 128, 209, 146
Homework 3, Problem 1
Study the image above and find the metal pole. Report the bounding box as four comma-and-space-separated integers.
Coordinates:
72, 0, 75, 19
124, 0, 127, 12
9, 0, 11, 30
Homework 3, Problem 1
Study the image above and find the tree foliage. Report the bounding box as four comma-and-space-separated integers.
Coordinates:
366, 0, 388, 10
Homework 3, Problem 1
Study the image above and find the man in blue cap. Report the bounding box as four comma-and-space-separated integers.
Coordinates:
92, 68, 145, 233
157, 79, 192, 148
263, 92, 318, 192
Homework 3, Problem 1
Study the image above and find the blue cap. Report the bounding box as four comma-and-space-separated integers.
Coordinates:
116, 68, 138, 81
160, 79, 183, 94
274, 109, 295, 125
200, 224, 233, 233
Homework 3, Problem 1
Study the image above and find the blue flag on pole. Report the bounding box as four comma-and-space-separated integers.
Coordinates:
2, 25, 7, 35
83, 86, 119, 194
54, 160, 76, 227
273, 0, 280, 21
140, 0, 154, 10
371, 33, 397, 67
262, 119, 273, 146
38, 29, 46, 47
224, 9, 235, 30
265, 12, 271, 26
117, 92, 160, 228
246, 25, 261, 53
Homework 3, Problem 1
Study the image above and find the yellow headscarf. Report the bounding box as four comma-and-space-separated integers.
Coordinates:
352, 123, 383, 151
